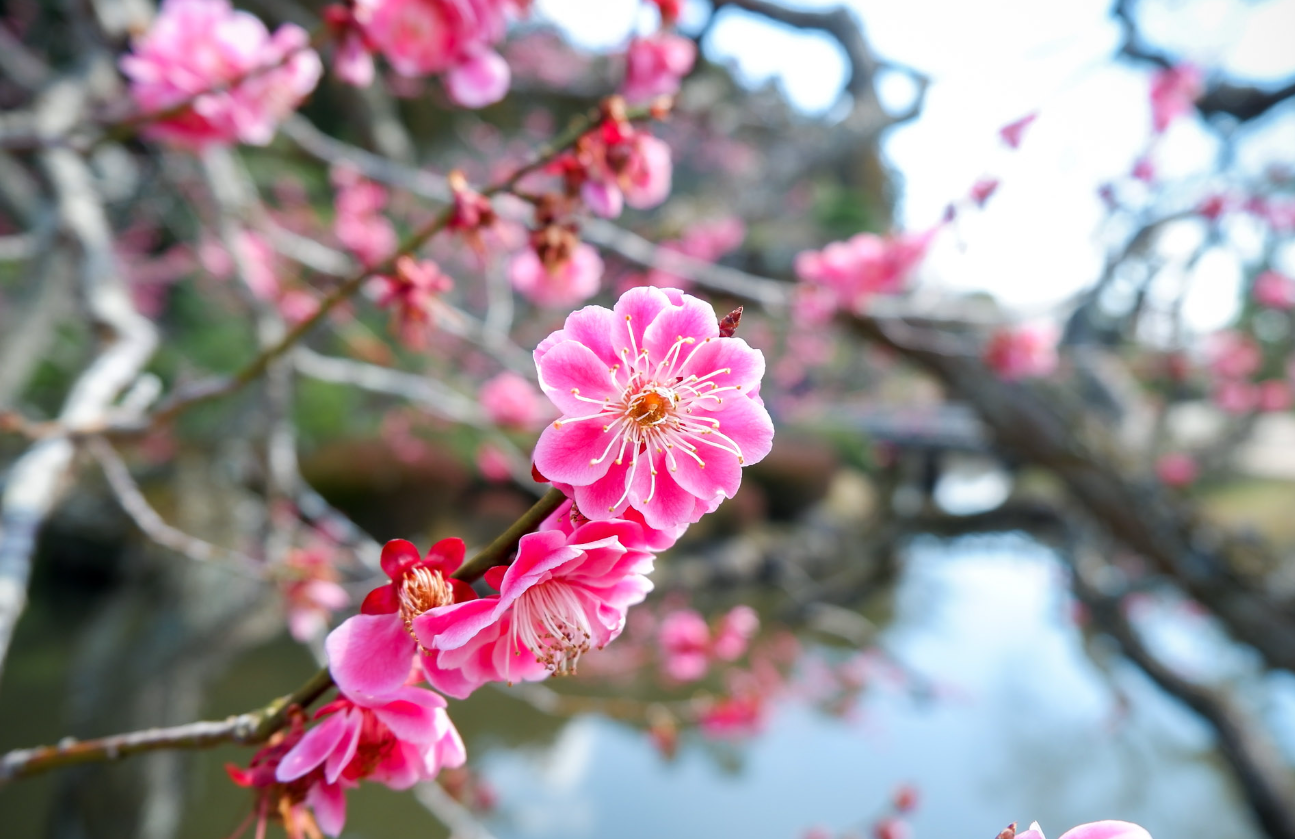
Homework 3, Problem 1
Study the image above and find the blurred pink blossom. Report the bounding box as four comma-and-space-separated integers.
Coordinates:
479, 372, 545, 429
1214, 379, 1258, 414
621, 32, 696, 103
333, 166, 397, 267
475, 443, 513, 482
1258, 379, 1293, 412
983, 325, 1059, 381
1150, 64, 1202, 133
712, 604, 759, 660
363, 0, 519, 107
1014, 821, 1151, 839
1208, 331, 1261, 379
371, 256, 453, 347
795, 230, 932, 313
1254, 270, 1295, 310
999, 112, 1037, 149
1156, 452, 1197, 488
509, 242, 602, 307
658, 609, 711, 681
121, 0, 321, 148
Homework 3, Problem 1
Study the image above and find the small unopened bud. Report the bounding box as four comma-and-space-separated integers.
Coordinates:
718, 306, 743, 337
995, 823, 1018, 839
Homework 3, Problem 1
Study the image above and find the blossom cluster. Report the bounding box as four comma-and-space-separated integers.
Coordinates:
228, 287, 774, 835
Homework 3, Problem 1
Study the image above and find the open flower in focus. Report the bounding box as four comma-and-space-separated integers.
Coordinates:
538, 497, 685, 552
417, 526, 654, 679
326, 538, 474, 697
226, 714, 351, 838
276, 686, 465, 793
532, 287, 774, 530
121, 0, 321, 148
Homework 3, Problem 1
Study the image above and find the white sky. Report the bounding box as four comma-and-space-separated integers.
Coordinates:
535, 0, 1295, 332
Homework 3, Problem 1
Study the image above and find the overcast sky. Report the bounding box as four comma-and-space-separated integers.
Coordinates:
535, 0, 1295, 335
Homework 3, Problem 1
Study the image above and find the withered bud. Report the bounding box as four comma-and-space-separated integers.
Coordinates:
995, 823, 1018, 839
718, 306, 743, 337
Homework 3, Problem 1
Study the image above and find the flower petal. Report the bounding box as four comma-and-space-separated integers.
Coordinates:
537, 340, 621, 415
1058, 822, 1151, 839
380, 539, 422, 580
306, 781, 348, 837
642, 292, 718, 364
532, 414, 619, 486
325, 613, 415, 697
276, 711, 349, 782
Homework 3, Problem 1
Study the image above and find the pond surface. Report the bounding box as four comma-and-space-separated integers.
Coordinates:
0, 533, 1274, 838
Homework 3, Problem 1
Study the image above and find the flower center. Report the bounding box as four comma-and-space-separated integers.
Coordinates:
552, 319, 748, 513
397, 567, 454, 638
512, 580, 594, 676
630, 389, 672, 425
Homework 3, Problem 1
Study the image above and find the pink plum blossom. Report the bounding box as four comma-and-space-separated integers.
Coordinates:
417, 526, 655, 678
1156, 452, 1197, 487
577, 125, 674, 219
712, 604, 759, 660
417, 603, 549, 698
983, 324, 1059, 381
121, 0, 321, 148
658, 609, 711, 681
531, 287, 774, 530
276, 686, 465, 795
1208, 331, 1261, 379
333, 166, 397, 267
362, 0, 518, 107
538, 497, 685, 552
226, 714, 351, 838
1254, 270, 1295, 309
621, 32, 697, 103
1214, 380, 1258, 414
970, 178, 1000, 206
999, 113, 1037, 148
326, 538, 474, 698
480, 372, 545, 429
1258, 379, 1293, 412
1150, 64, 1202, 133
476, 443, 514, 482
1013, 821, 1151, 839
371, 256, 453, 347
795, 231, 932, 313
283, 542, 350, 643
509, 241, 603, 308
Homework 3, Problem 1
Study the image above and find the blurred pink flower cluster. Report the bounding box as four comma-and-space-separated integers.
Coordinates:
795, 230, 933, 314
329, 0, 525, 107
122, 0, 321, 148
658, 605, 759, 682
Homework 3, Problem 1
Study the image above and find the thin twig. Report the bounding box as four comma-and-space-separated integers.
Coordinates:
88, 437, 267, 578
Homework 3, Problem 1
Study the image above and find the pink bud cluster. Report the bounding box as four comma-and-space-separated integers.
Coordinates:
983, 324, 1059, 381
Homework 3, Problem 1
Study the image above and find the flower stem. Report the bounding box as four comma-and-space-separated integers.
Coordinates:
453, 487, 566, 582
